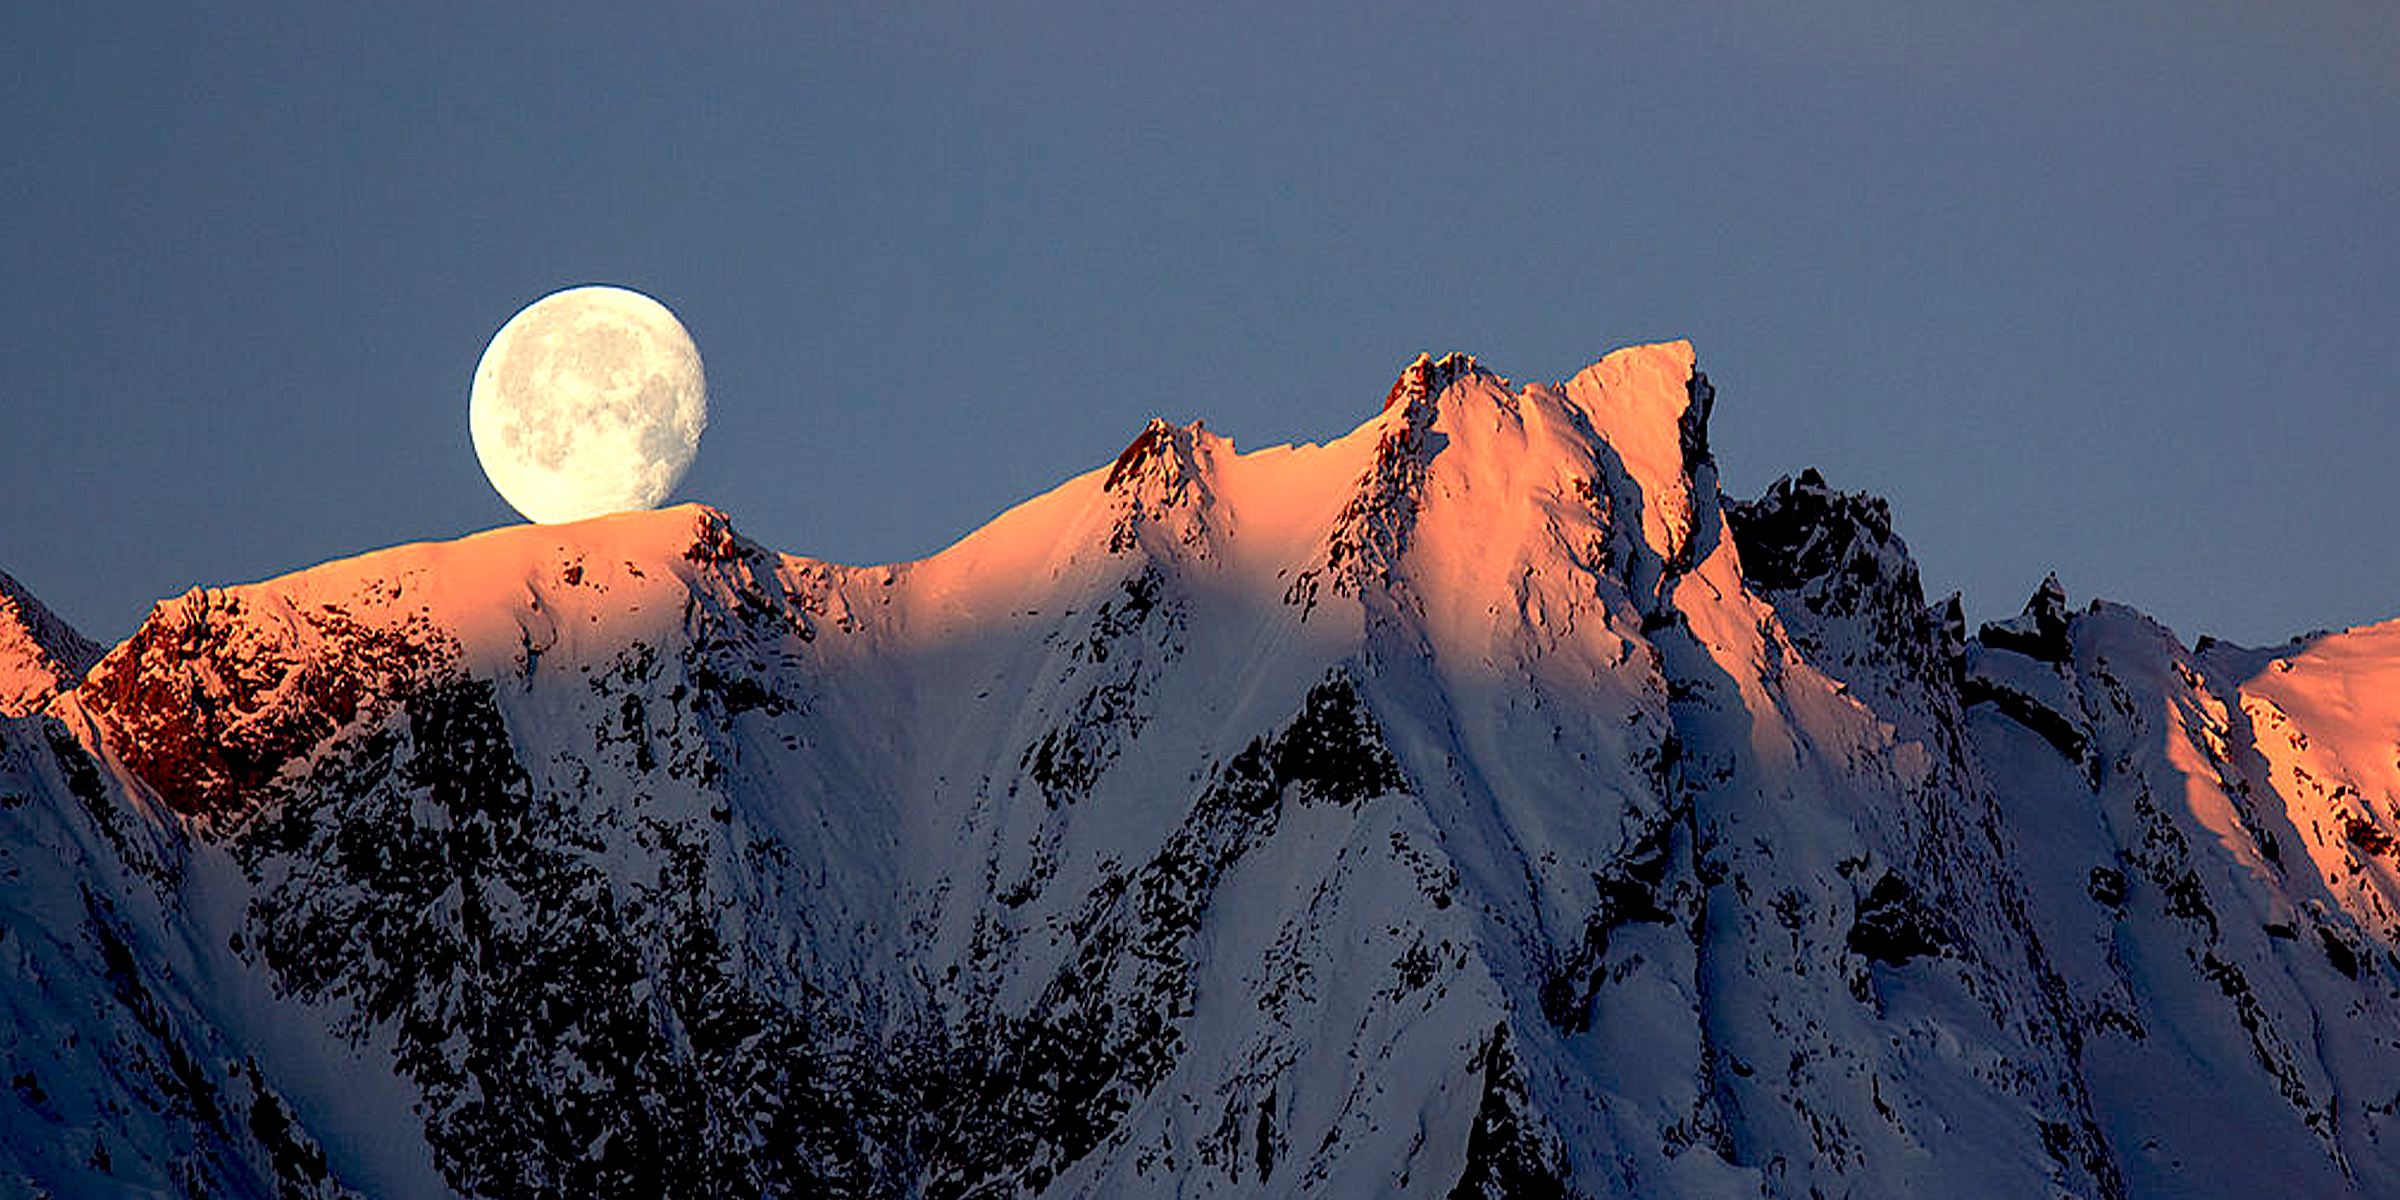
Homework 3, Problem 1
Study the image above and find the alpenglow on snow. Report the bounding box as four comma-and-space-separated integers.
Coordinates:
6, 341, 2400, 1198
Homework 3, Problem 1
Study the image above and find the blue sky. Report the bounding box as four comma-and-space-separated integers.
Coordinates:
4, 2, 2394, 646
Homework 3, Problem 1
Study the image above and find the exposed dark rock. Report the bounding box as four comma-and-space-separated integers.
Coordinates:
1106, 418, 1175, 492
1678, 370, 1715, 471
1960, 673, 2090, 761
82, 588, 454, 820
2320, 926, 2362, 979
1848, 872, 1949, 966
1383, 351, 1479, 414
1448, 1024, 1579, 1200
2342, 812, 2395, 857
1726, 468, 1962, 710
1267, 673, 1408, 807
1979, 574, 2074, 663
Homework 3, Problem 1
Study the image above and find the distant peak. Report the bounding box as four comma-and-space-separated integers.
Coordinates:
1727, 469, 1907, 598
2032, 571, 2069, 612
1105, 418, 1180, 492
1096, 417, 1225, 561
1382, 351, 1481, 414
0, 566, 102, 716
1979, 572, 2075, 662
1747, 467, 1895, 530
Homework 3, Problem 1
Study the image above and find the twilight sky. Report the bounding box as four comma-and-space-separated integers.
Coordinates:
4, 3, 2394, 647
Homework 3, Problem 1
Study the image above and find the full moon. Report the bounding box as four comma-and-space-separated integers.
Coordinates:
469, 285, 707, 524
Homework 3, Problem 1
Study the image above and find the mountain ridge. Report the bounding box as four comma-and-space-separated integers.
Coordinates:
7, 340, 2400, 1198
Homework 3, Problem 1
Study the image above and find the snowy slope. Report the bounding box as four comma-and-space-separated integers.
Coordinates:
5, 341, 2400, 1197
1964, 594, 2400, 1197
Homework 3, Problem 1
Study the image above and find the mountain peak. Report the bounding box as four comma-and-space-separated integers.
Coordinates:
1979, 571, 2075, 661
1554, 340, 1714, 574
0, 566, 101, 716
1381, 351, 1483, 415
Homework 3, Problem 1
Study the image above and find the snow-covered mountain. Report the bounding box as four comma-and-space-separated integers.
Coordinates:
7, 341, 2400, 1198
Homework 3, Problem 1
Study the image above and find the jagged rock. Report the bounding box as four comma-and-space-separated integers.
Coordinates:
1980, 572, 2075, 661
1847, 872, 1950, 965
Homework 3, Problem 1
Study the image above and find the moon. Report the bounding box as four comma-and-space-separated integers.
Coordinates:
469, 285, 707, 524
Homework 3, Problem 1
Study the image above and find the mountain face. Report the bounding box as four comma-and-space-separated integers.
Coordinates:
7, 340, 2400, 1198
